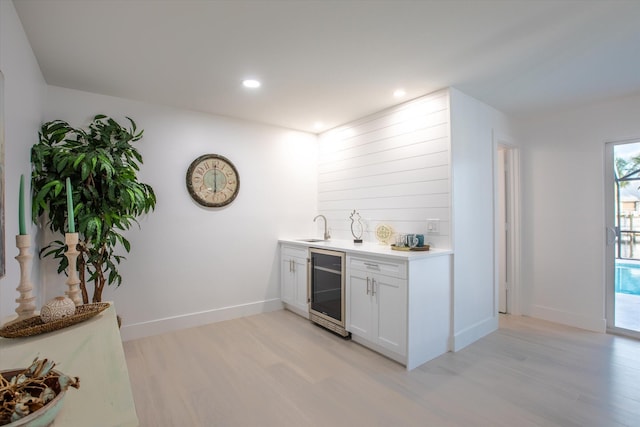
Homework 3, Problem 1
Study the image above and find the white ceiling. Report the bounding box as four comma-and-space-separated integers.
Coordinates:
13, 0, 640, 134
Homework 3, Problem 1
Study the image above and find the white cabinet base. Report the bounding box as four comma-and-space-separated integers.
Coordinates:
281, 245, 309, 318
406, 254, 451, 370
351, 334, 407, 366
347, 252, 451, 371
280, 240, 452, 371
283, 301, 309, 319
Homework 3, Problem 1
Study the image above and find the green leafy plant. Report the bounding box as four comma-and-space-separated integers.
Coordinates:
31, 115, 156, 303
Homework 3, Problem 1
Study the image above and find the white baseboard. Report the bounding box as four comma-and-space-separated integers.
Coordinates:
452, 315, 498, 352
282, 303, 310, 319
119, 298, 284, 341
528, 304, 606, 333
351, 335, 406, 367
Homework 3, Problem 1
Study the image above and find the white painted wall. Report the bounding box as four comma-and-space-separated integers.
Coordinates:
449, 87, 513, 351
318, 90, 451, 248
40, 86, 318, 340
0, 1, 46, 320
516, 93, 640, 332
319, 87, 514, 351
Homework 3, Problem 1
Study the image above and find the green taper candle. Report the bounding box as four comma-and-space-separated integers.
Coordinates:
66, 177, 75, 233
19, 174, 26, 235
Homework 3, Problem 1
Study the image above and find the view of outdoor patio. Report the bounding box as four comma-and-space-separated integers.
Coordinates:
614, 143, 640, 333
616, 292, 640, 331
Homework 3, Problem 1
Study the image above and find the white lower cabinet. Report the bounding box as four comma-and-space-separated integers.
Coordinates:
281, 245, 309, 317
347, 252, 451, 370
279, 240, 452, 370
348, 257, 407, 357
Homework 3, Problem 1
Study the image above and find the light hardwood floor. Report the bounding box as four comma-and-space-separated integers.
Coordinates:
123, 310, 640, 427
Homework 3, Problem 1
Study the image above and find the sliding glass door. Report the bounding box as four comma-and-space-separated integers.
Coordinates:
605, 141, 640, 337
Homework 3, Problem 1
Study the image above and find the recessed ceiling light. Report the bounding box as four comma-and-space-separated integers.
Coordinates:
242, 79, 261, 89
393, 89, 406, 98
314, 122, 324, 130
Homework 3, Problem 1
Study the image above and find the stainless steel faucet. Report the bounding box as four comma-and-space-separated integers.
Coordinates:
313, 214, 330, 240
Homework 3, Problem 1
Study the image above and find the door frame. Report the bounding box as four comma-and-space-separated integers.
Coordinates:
494, 138, 521, 316
604, 139, 640, 338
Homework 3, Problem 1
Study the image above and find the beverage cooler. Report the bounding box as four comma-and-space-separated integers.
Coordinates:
308, 248, 348, 337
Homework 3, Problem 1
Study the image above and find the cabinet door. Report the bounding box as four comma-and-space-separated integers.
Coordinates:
281, 257, 296, 304
374, 275, 407, 356
347, 272, 373, 339
281, 245, 308, 310
292, 256, 309, 310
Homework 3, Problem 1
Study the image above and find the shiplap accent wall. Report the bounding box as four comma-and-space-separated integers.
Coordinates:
317, 89, 451, 248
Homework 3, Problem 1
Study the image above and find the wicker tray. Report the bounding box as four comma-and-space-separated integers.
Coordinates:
0, 302, 110, 338
390, 244, 430, 251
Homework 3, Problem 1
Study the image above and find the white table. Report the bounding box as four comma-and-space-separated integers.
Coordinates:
0, 303, 138, 426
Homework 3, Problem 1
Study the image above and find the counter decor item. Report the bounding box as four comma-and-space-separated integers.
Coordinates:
186, 153, 240, 207
375, 224, 393, 245
39, 296, 75, 324
404, 234, 419, 248
0, 303, 109, 339
349, 210, 364, 243
390, 244, 430, 252
31, 115, 156, 304
391, 232, 429, 251
0, 357, 80, 426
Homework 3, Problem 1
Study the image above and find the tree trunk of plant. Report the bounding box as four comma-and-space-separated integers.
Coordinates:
78, 253, 89, 304
92, 261, 106, 303
93, 281, 105, 303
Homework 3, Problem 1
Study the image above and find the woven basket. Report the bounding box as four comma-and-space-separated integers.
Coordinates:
0, 303, 110, 338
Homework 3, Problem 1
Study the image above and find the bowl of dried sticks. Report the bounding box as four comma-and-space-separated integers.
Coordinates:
0, 357, 80, 427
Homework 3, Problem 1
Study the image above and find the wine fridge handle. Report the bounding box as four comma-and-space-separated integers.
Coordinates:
307, 257, 312, 303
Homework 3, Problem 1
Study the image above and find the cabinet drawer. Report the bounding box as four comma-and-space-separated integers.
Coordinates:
281, 245, 309, 259
348, 256, 406, 279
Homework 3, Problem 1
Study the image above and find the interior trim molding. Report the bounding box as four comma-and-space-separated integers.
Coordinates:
529, 304, 606, 333
119, 298, 284, 341
452, 315, 498, 352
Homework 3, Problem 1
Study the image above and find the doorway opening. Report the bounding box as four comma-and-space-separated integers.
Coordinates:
606, 141, 640, 336
496, 144, 519, 315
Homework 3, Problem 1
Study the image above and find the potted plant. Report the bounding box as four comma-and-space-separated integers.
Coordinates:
31, 115, 156, 303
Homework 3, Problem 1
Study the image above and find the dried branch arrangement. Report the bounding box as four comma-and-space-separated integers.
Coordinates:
0, 357, 80, 425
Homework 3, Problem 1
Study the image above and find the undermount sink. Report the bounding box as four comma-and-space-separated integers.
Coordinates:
297, 238, 326, 242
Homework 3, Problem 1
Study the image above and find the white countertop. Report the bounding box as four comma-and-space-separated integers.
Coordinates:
279, 238, 452, 260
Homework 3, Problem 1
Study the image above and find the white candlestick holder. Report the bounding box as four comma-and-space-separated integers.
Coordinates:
64, 232, 83, 306
14, 234, 36, 321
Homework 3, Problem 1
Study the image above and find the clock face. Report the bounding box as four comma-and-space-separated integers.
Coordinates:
186, 154, 240, 207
